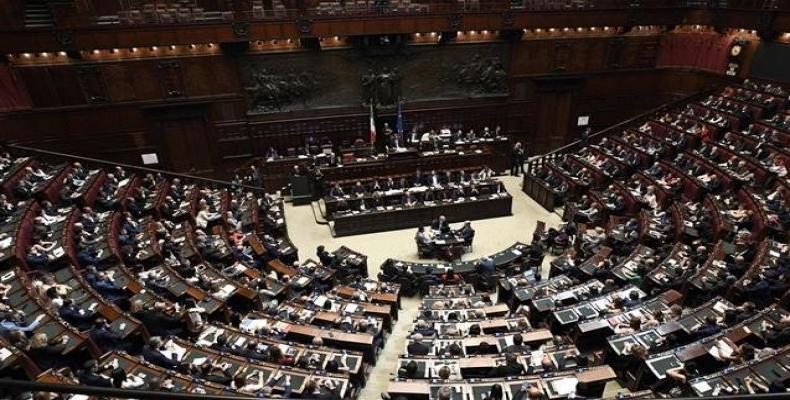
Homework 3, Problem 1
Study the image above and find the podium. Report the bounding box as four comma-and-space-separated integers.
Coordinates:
290, 175, 313, 206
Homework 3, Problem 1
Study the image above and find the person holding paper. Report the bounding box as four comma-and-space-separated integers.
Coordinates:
488, 354, 525, 377
142, 336, 182, 369
90, 318, 132, 353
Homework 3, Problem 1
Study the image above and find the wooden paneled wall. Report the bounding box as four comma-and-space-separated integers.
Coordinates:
0, 33, 732, 178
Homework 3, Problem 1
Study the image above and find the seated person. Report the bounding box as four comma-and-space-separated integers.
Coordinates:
329, 183, 345, 198
440, 268, 463, 285
431, 215, 450, 233
407, 333, 430, 355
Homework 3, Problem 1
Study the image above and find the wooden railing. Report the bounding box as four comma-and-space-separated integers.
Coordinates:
12, 0, 789, 31
3, 143, 267, 193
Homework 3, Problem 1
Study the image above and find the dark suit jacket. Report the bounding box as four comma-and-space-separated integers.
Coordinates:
59, 305, 95, 331
133, 310, 183, 336
431, 219, 450, 233
407, 342, 430, 356
488, 362, 525, 377
90, 326, 125, 351
142, 345, 180, 369
77, 371, 113, 387
27, 343, 68, 371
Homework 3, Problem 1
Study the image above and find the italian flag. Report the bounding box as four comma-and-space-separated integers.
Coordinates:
369, 102, 377, 145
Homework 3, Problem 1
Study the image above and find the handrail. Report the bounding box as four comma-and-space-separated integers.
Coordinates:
8, 0, 789, 31
0, 378, 257, 400
3, 143, 266, 193
524, 84, 720, 173
2, 377, 790, 400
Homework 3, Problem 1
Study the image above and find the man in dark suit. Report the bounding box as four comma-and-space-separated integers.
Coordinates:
132, 302, 184, 337
503, 334, 528, 353
431, 215, 450, 233
693, 315, 722, 339
238, 341, 268, 361
77, 360, 113, 387
413, 320, 436, 337
316, 245, 335, 267
407, 334, 430, 355
90, 318, 132, 352
142, 337, 182, 369
210, 334, 235, 354
413, 169, 425, 187
329, 184, 345, 198
457, 221, 475, 244
58, 298, 95, 331
85, 269, 128, 304
428, 170, 441, 188
159, 196, 181, 219
488, 354, 526, 377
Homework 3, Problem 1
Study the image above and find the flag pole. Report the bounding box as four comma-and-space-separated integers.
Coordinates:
369, 100, 377, 149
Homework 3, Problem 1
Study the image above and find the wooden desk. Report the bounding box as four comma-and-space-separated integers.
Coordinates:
332, 192, 511, 237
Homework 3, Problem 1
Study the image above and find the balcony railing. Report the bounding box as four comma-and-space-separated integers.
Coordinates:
2, 0, 783, 31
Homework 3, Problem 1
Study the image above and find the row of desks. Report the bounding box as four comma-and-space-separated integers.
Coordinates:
387, 365, 617, 400
397, 345, 581, 379
332, 192, 512, 236
384, 242, 530, 277
258, 138, 511, 191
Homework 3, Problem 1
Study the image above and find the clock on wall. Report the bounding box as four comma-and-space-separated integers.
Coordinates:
730, 43, 743, 57
726, 39, 748, 76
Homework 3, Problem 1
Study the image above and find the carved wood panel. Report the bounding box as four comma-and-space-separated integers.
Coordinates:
77, 65, 109, 104
157, 60, 185, 98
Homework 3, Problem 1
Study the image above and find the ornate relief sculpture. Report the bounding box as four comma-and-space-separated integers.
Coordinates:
452, 54, 507, 94
245, 67, 319, 113
361, 66, 402, 107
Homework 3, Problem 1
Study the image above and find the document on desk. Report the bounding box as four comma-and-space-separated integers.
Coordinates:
160, 341, 186, 361
529, 350, 545, 367
0, 347, 12, 362
692, 380, 712, 393
313, 295, 329, 308
51, 247, 65, 258
191, 357, 208, 366
344, 304, 359, 313
713, 301, 730, 314
550, 377, 578, 395
239, 318, 268, 332
709, 340, 734, 359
